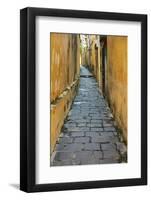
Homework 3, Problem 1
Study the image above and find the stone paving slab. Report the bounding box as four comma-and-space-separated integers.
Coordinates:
84, 143, 101, 151
51, 66, 127, 166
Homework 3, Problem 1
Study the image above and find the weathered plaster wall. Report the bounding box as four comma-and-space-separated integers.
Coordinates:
50, 33, 80, 153
106, 36, 127, 142
81, 35, 127, 142
81, 35, 101, 85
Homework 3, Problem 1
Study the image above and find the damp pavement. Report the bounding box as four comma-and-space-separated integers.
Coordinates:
51, 66, 127, 166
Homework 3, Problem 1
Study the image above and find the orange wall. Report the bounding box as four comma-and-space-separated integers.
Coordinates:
50, 33, 80, 153
106, 36, 127, 142
81, 35, 101, 84
81, 35, 127, 142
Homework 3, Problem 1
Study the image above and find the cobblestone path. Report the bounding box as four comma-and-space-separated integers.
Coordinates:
51, 66, 127, 166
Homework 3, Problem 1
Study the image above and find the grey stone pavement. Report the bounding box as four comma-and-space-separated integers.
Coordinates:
51, 66, 127, 166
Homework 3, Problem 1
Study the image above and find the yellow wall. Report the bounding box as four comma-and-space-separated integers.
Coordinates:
81, 35, 100, 83
50, 33, 80, 153
81, 35, 127, 142
106, 36, 127, 142
89, 35, 97, 78
98, 39, 106, 92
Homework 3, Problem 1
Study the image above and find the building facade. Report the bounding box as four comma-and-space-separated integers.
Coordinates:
81, 35, 127, 142
50, 33, 80, 153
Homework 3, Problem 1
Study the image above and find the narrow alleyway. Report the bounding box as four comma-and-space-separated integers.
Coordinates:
51, 66, 127, 166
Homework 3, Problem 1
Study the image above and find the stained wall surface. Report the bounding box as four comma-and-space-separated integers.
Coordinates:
50, 33, 80, 153
81, 35, 127, 142
106, 36, 127, 141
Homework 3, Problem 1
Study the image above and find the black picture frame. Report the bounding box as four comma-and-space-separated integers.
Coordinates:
20, 7, 147, 192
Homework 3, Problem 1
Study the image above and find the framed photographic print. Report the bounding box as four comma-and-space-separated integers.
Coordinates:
20, 7, 147, 192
